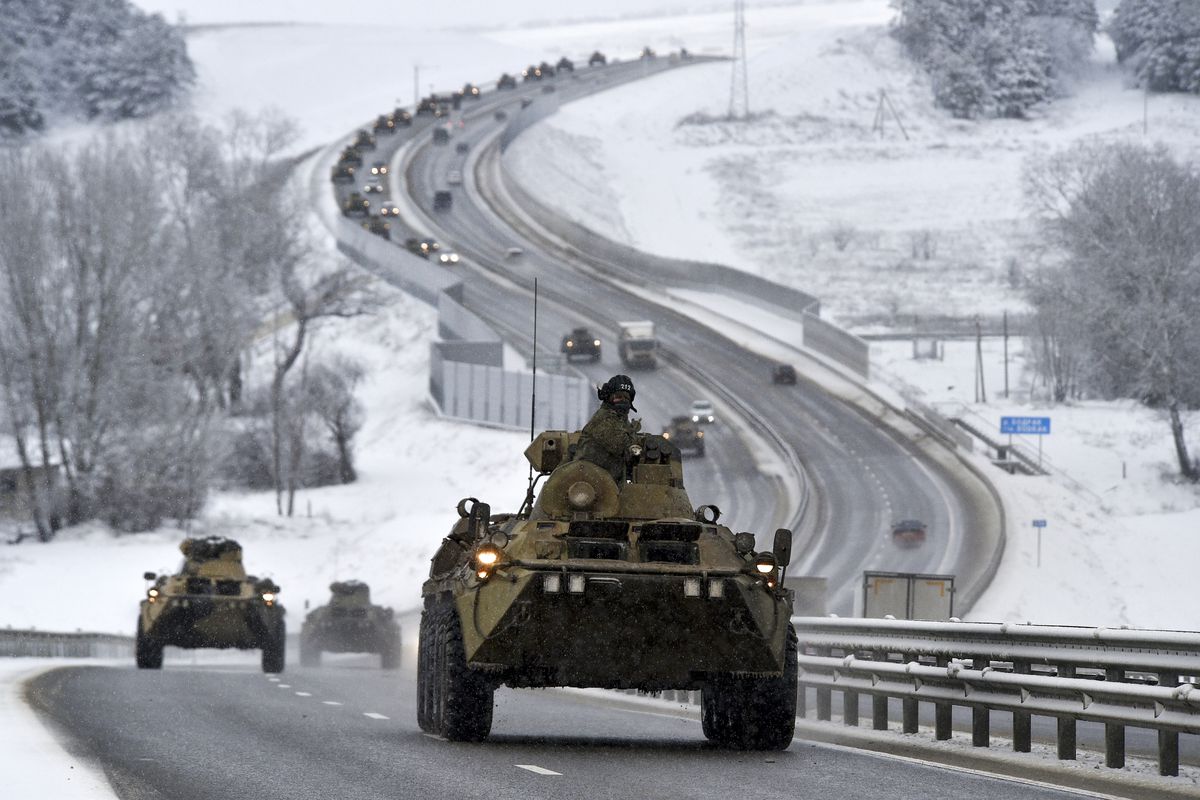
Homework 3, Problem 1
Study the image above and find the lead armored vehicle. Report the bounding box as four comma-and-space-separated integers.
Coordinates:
300, 580, 401, 669
418, 430, 797, 748
136, 537, 285, 672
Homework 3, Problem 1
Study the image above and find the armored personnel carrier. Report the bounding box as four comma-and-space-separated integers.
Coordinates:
362, 215, 391, 239
300, 580, 401, 669
342, 192, 370, 217
136, 537, 285, 672
418, 430, 797, 748
497, 73, 518, 90
662, 415, 705, 457
352, 129, 376, 150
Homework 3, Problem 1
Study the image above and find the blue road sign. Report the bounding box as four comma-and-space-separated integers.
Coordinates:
1001, 416, 1051, 435
1032, 519, 1047, 528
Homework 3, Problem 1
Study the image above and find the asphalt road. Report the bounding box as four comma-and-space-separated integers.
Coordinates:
27, 652, 1096, 800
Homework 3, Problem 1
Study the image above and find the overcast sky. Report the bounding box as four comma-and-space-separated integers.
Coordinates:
130, 0, 761, 29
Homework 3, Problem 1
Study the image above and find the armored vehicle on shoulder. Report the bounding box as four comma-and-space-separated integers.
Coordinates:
331, 163, 356, 183
300, 580, 401, 668
353, 129, 376, 150
392, 108, 414, 127
374, 114, 396, 134
136, 537, 285, 672
662, 415, 705, 456
339, 146, 363, 167
342, 192, 370, 217
556, 56, 575, 72
418, 430, 797, 748
362, 215, 391, 239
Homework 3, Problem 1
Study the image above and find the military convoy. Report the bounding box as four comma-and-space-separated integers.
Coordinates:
560, 327, 601, 362
617, 320, 658, 369
136, 537, 285, 672
662, 415, 705, 457
300, 580, 401, 669
342, 192, 370, 217
362, 216, 391, 239
418, 429, 797, 748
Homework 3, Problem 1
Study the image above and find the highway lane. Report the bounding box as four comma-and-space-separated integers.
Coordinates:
27, 656, 1096, 800
396, 79, 999, 615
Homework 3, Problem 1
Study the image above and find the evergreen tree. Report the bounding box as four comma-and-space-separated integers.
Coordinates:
1111, 0, 1200, 94
0, 44, 44, 135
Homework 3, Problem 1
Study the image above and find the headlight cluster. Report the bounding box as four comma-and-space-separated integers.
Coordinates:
753, 553, 779, 589
593, 339, 600, 346
147, 588, 160, 603
474, 545, 502, 580
262, 591, 277, 606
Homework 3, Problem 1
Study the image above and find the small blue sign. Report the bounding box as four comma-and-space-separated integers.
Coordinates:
1032, 519, 1047, 528
1001, 416, 1051, 435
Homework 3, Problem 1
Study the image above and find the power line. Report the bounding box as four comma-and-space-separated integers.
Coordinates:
729, 0, 749, 120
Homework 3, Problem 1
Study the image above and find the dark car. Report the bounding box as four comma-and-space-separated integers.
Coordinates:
772, 364, 797, 385
433, 190, 453, 211
432, 127, 450, 145
662, 415, 705, 456
455, 141, 469, 154
560, 327, 601, 362
362, 216, 391, 239
891, 519, 927, 548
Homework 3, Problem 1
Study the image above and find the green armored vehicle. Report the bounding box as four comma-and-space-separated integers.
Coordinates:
136, 537, 285, 672
418, 430, 797, 748
662, 415, 705, 457
300, 580, 401, 668
342, 192, 370, 217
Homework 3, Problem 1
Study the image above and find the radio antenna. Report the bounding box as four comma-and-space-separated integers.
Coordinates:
522, 278, 539, 517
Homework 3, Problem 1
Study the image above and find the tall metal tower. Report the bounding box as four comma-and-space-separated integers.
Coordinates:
728, 0, 749, 120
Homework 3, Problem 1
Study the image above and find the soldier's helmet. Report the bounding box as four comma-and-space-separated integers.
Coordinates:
598, 374, 636, 412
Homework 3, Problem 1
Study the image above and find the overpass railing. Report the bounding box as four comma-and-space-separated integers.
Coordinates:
0, 628, 134, 658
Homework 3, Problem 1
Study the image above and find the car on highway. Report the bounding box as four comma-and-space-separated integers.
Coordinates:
588, 50, 607, 66
455, 141, 470, 154
362, 216, 390, 239
404, 237, 441, 258
341, 192, 369, 217
432, 127, 450, 145
560, 327, 601, 362
772, 363, 797, 384
437, 251, 461, 265
891, 519, 927, 548
447, 169, 463, 186
369, 161, 388, 176
433, 189, 453, 211
689, 399, 716, 425
662, 415, 705, 456
364, 178, 384, 194
377, 199, 401, 217
505, 246, 523, 259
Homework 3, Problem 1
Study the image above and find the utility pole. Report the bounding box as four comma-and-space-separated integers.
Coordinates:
974, 316, 987, 404
1003, 310, 1010, 400
728, 0, 749, 120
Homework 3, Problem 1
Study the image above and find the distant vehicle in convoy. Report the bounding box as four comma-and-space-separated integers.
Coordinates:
455, 141, 470, 154
416, 431, 797, 746
362, 216, 391, 239
405, 237, 441, 258
339, 146, 363, 167
617, 320, 658, 369
556, 56, 574, 72
497, 72, 518, 90
689, 400, 716, 425
447, 169, 463, 186
364, 178, 384, 194
416, 96, 442, 116
772, 364, 797, 385
641, 46, 657, 60
461, 82, 481, 99
137, 537, 285, 673
300, 580, 400, 669
680, 47, 692, 60
891, 519, 927, 548
341, 192, 370, 217
374, 114, 396, 134
353, 129, 376, 150
437, 251, 461, 265
378, 199, 401, 217
433, 190, 453, 211
522, 64, 544, 81
392, 108, 414, 127
588, 50, 607, 66
662, 415, 705, 456
538, 60, 556, 77
331, 163, 355, 183
494, 109, 508, 121
432, 127, 450, 145
370, 161, 389, 176
560, 327, 601, 362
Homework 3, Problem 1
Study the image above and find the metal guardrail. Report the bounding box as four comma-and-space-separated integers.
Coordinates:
0, 628, 134, 658
793, 617, 1200, 777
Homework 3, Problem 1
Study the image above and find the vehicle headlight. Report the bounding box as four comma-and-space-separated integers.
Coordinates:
566, 341, 574, 347
692, 415, 700, 422
147, 588, 159, 602
754, 555, 776, 574
262, 592, 277, 605
593, 339, 600, 346
474, 544, 502, 579
696, 430, 704, 438
662, 432, 670, 439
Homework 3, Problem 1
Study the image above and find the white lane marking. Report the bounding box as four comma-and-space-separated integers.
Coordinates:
295, 692, 312, 697
322, 701, 342, 706
363, 712, 389, 720
277, 684, 292, 689
421, 733, 441, 740
515, 765, 562, 776
268, 677, 280, 682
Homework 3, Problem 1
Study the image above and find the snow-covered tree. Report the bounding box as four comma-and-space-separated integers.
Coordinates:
1111, 0, 1200, 94
0, 45, 44, 135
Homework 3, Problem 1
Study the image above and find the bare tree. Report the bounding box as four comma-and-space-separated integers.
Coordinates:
307, 357, 365, 484
1025, 143, 1200, 480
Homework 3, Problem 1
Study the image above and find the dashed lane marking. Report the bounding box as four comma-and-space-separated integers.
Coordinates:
295, 692, 312, 697
516, 765, 562, 776
363, 712, 389, 720
422, 733, 441, 740
277, 684, 292, 689
323, 701, 342, 706
268, 677, 280, 682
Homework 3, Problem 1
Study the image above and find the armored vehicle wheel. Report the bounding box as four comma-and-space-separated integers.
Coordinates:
380, 634, 400, 670
262, 623, 286, 674
702, 625, 797, 750
135, 617, 163, 670
417, 605, 437, 732
300, 636, 320, 667
421, 598, 493, 740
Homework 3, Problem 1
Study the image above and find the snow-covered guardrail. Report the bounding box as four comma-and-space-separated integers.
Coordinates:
0, 629, 133, 658
793, 616, 1200, 777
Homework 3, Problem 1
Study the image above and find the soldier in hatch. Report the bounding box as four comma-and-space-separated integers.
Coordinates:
574, 374, 641, 484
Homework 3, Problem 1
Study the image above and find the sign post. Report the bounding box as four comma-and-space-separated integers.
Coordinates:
1032, 519, 1047, 567
1001, 416, 1051, 469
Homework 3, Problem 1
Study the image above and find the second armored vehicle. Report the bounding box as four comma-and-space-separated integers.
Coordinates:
418, 430, 797, 748
300, 580, 401, 669
560, 327, 601, 362
662, 415, 705, 456
136, 537, 285, 672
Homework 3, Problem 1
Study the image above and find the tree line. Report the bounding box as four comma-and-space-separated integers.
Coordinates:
0, 0, 194, 136
0, 113, 370, 539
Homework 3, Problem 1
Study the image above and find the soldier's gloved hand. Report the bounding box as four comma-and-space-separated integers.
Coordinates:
631, 418, 642, 432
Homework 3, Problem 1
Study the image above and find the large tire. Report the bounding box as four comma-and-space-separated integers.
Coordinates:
416, 604, 438, 733
438, 602, 493, 741
261, 621, 286, 674
299, 635, 320, 668
702, 624, 797, 750
135, 617, 163, 670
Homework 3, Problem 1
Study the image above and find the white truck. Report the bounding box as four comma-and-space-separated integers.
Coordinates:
617, 320, 658, 369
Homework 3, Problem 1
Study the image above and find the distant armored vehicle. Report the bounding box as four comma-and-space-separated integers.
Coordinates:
662, 415, 705, 456
497, 73, 518, 90
331, 163, 355, 183
339, 147, 363, 167
374, 114, 396, 134
560, 327, 601, 362
362, 216, 391, 239
342, 192, 370, 217
772, 364, 797, 385
556, 56, 575, 72
641, 46, 657, 60
418, 430, 797, 747
136, 537, 285, 672
617, 320, 657, 369
405, 237, 440, 258
353, 129, 376, 150
433, 189, 453, 211
461, 82, 481, 99
588, 51, 607, 66
300, 580, 401, 669
522, 64, 544, 81
392, 109, 414, 127
432, 127, 450, 145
